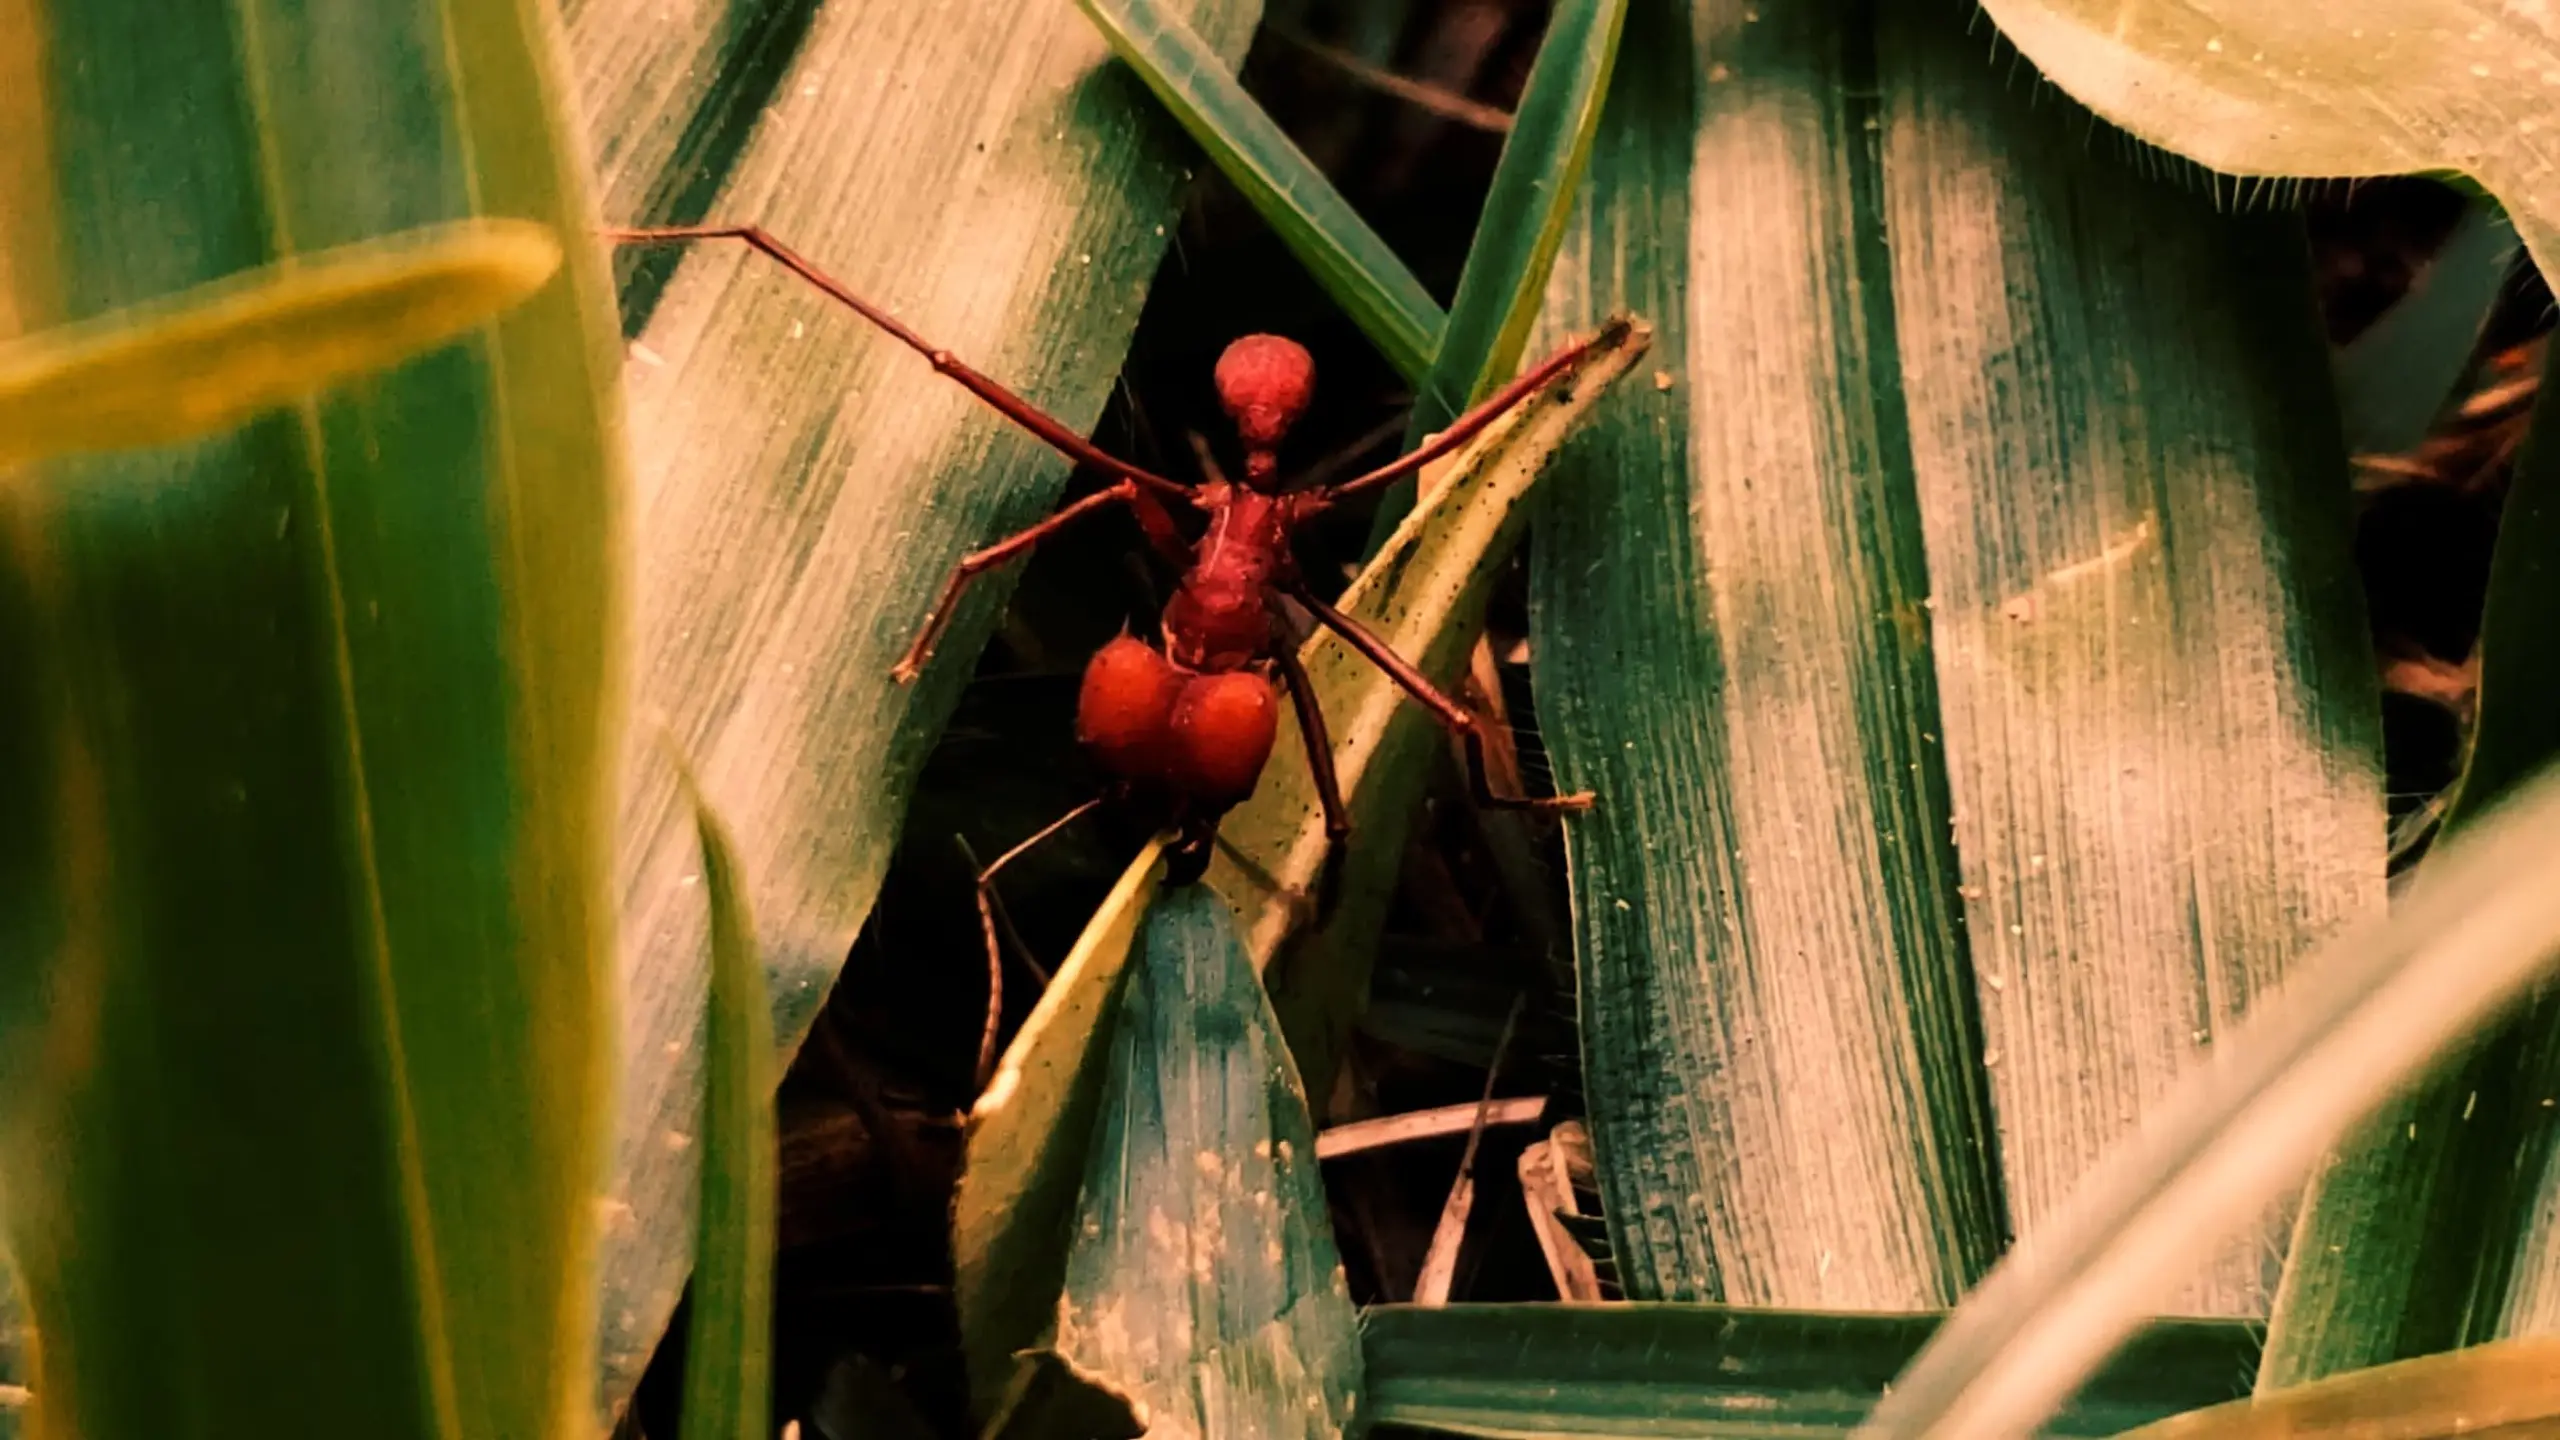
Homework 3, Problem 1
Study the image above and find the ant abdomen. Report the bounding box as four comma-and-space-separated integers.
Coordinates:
1165, 671, 1279, 803
1074, 635, 1278, 807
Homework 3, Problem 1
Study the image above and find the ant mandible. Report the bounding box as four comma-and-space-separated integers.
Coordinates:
609, 224, 1612, 1056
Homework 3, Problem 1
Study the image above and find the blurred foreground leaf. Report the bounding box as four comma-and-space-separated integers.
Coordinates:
0, 219, 560, 466
1972, 1, 2560, 276
0, 1, 626, 1437
1362, 1304, 2259, 1439
567, 1, 1264, 1416
1863, 759, 2560, 1438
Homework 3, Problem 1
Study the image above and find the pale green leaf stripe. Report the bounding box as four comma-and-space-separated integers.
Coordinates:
0, 219, 560, 467
1077, 0, 1445, 381
1407, 0, 1628, 441
1527, 0, 2000, 1310
677, 774, 774, 1440
1860, 760, 2560, 1439
1879, 0, 2383, 1319
566, 3, 1266, 1423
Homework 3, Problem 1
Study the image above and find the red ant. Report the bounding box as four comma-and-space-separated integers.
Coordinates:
607, 225, 1622, 1072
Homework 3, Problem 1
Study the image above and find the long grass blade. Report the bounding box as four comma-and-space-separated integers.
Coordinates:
1528, 0, 2382, 1322
1076, 0, 1446, 380
2332, 201, 2516, 459
1406, 0, 1628, 440
675, 772, 775, 1440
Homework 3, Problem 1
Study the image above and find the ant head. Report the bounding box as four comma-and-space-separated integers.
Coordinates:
1214, 334, 1314, 485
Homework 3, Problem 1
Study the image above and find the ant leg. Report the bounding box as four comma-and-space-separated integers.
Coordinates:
892, 480, 1142, 683
1127, 485, 1191, 569
1273, 646, 1351, 921
1287, 582, 1595, 813
1317, 318, 1634, 502
970, 796, 1108, 1090
605, 225, 1195, 503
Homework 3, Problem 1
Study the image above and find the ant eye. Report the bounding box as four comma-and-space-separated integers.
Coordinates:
1213, 334, 1315, 449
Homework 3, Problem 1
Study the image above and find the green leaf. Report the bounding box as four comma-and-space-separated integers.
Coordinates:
1362, 1304, 2260, 1438
0, 219, 561, 467
1200, 315, 1651, 1100
1408, 0, 1630, 440
1034, 885, 1362, 1440
1861, 759, 2560, 1439
1528, 0, 2382, 1313
954, 840, 1169, 1424
565, 2, 1266, 1421
2113, 1337, 2560, 1439
2332, 200, 2516, 459
2442, 350, 2560, 839
0, 1, 625, 1437
1074, 0, 1444, 381
674, 771, 774, 1440
1970, 1, 2560, 282
1357, 0, 1629, 547
2259, 308, 2560, 1384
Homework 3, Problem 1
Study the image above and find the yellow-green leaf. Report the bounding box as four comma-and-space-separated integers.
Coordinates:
953, 839, 1167, 1423
0, 1, 626, 1438
0, 219, 560, 467
2115, 1337, 2560, 1439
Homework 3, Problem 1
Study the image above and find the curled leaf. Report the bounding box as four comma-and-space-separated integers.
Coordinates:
0, 218, 561, 466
